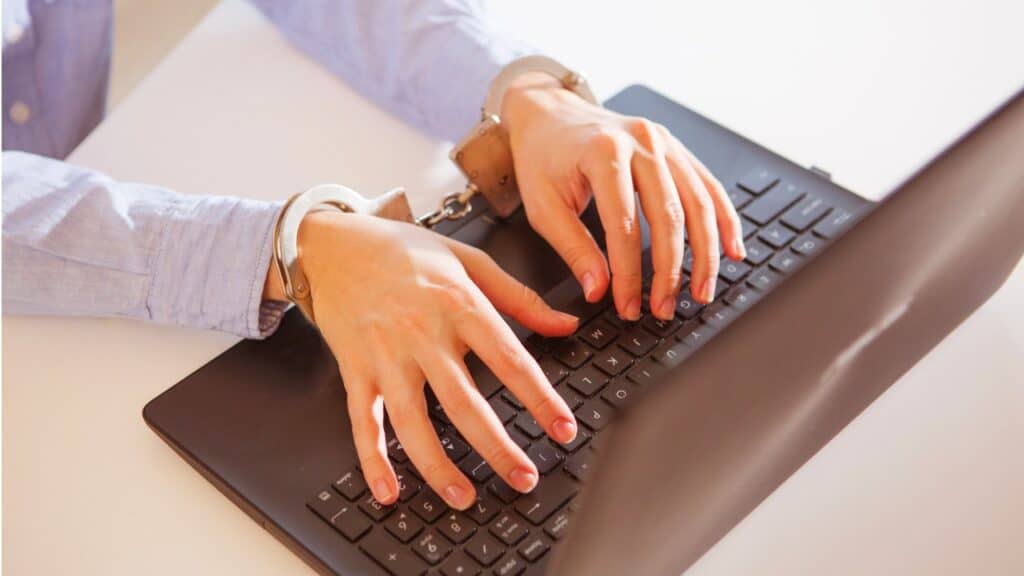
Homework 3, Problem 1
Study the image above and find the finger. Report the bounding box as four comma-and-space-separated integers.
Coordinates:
346, 382, 399, 504
524, 191, 610, 303
680, 145, 746, 261
382, 363, 476, 510
416, 346, 538, 494
580, 133, 643, 320
447, 242, 578, 337
664, 144, 720, 303
454, 292, 578, 446
632, 147, 686, 320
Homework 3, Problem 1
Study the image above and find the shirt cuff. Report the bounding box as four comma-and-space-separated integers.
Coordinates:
147, 194, 286, 339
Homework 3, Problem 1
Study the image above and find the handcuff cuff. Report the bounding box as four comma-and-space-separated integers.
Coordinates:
273, 55, 599, 324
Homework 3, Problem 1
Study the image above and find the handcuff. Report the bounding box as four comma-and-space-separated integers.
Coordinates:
273, 55, 599, 324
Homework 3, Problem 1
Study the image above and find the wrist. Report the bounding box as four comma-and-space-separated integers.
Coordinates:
500, 72, 567, 135
262, 210, 338, 304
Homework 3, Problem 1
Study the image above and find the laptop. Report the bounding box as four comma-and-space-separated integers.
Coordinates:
143, 84, 1024, 576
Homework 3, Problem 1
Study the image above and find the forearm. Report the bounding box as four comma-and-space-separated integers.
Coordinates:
2, 151, 286, 338
249, 0, 528, 141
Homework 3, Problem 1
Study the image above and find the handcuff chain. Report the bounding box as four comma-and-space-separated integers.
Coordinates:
417, 183, 478, 228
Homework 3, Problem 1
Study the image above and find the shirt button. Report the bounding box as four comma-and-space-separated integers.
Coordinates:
10, 101, 31, 125
5, 22, 24, 45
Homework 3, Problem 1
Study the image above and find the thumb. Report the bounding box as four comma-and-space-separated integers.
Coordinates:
448, 242, 578, 337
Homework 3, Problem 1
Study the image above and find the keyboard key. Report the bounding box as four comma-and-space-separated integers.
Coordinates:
727, 185, 754, 209
359, 493, 397, 522
740, 216, 758, 240
465, 532, 505, 567
440, 551, 481, 576
490, 512, 530, 546
769, 250, 804, 274
781, 196, 831, 231
578, 320, 618, 350
719, 260, 752, 283
333, 470, 367, 500
493, 554, 527, 576
506, 425, 531, 449
601, 379, 637, 408
564, 450, 593, 482
413, 530, 452, 565
527, 442, 565, 475
791, 233, 825, 257
544, 510, 571, 540
514, 412, 545, 439
701, 301, 738, 329
467, 494, 502, 525
409, 490, 447, 523
617, 325, 658, 356
555, 383, 584, 411
678, 322, 715, 347
438, 511, 476, 544
566, 365, 609, 396
746, 267, 782, 291
737, 168, 779, 195
558, 428, 591, 453
489, 478, 521, 505
538, 356, 569, 385
439, 434, 470, 463
575, 398, 611, 431
724, 285, 759, 310
626, 360, 663, 387
387, 436, 410, 464
642, 314, 682, 338
501, 389, 524, 410
813, 208, 854, 238
459, 452, 495, 483
651, 339, 688, 368
488, 396, 516, 424
514, 473, 578, 525
359, 529, 428, 576
758, 222, 796, 249
743, 181, 803, 224
743, 238, 774, 266
676, 290, 704, 319
551, 339, 592, 369
385, 510, 425, 543
466, 354, 502, 398
590, 346, 632, 377
395, 467, 423, 502
308, 489, 373, 541
518, 534, 551, 562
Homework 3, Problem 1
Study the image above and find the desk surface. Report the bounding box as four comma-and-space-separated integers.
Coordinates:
4, 1, 1023, 574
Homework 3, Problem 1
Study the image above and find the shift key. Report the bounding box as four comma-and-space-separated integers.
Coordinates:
514, 472, 578, 525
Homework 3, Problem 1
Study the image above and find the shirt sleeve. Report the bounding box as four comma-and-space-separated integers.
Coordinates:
248, 0, 529, 142
2, 151, 288, 338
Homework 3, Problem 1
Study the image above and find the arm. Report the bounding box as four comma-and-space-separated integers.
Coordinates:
2, 151, 287, 338
249, 0, 525, 142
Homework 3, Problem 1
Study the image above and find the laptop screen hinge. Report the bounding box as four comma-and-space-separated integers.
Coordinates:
809, 165, 832, 181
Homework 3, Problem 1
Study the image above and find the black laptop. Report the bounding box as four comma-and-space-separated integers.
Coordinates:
143, 84, 1024, 576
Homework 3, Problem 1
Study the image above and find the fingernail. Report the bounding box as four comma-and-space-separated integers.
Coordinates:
701, 278, 716, 303
373, 479, 394, 503
581, 272, 597, 301
444, 484, 470, 508
625, 297, 641, 321
510, 467, 538, 493
556, 311, 580, 326
658, 297, 675, 319
553, 418, 577, 444
732, 238, 746, 260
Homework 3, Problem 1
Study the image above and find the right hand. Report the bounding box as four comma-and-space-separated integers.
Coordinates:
293, 212, 580, 510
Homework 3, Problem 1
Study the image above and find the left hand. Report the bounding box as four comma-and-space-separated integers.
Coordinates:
501, 73, 747, 321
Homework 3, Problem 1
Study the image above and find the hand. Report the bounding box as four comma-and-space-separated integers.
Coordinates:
269, 212, 580, 510
502, 73, 747, 321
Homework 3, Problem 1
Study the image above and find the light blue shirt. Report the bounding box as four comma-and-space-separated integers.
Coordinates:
2, 0, 525, 337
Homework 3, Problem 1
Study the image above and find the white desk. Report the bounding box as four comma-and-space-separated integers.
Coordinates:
4, 1, 1023, 574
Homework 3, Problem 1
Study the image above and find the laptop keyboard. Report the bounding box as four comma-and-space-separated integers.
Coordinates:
306, 168, 857, 576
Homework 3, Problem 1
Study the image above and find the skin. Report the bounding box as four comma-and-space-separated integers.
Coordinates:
263, 74, 745, 510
